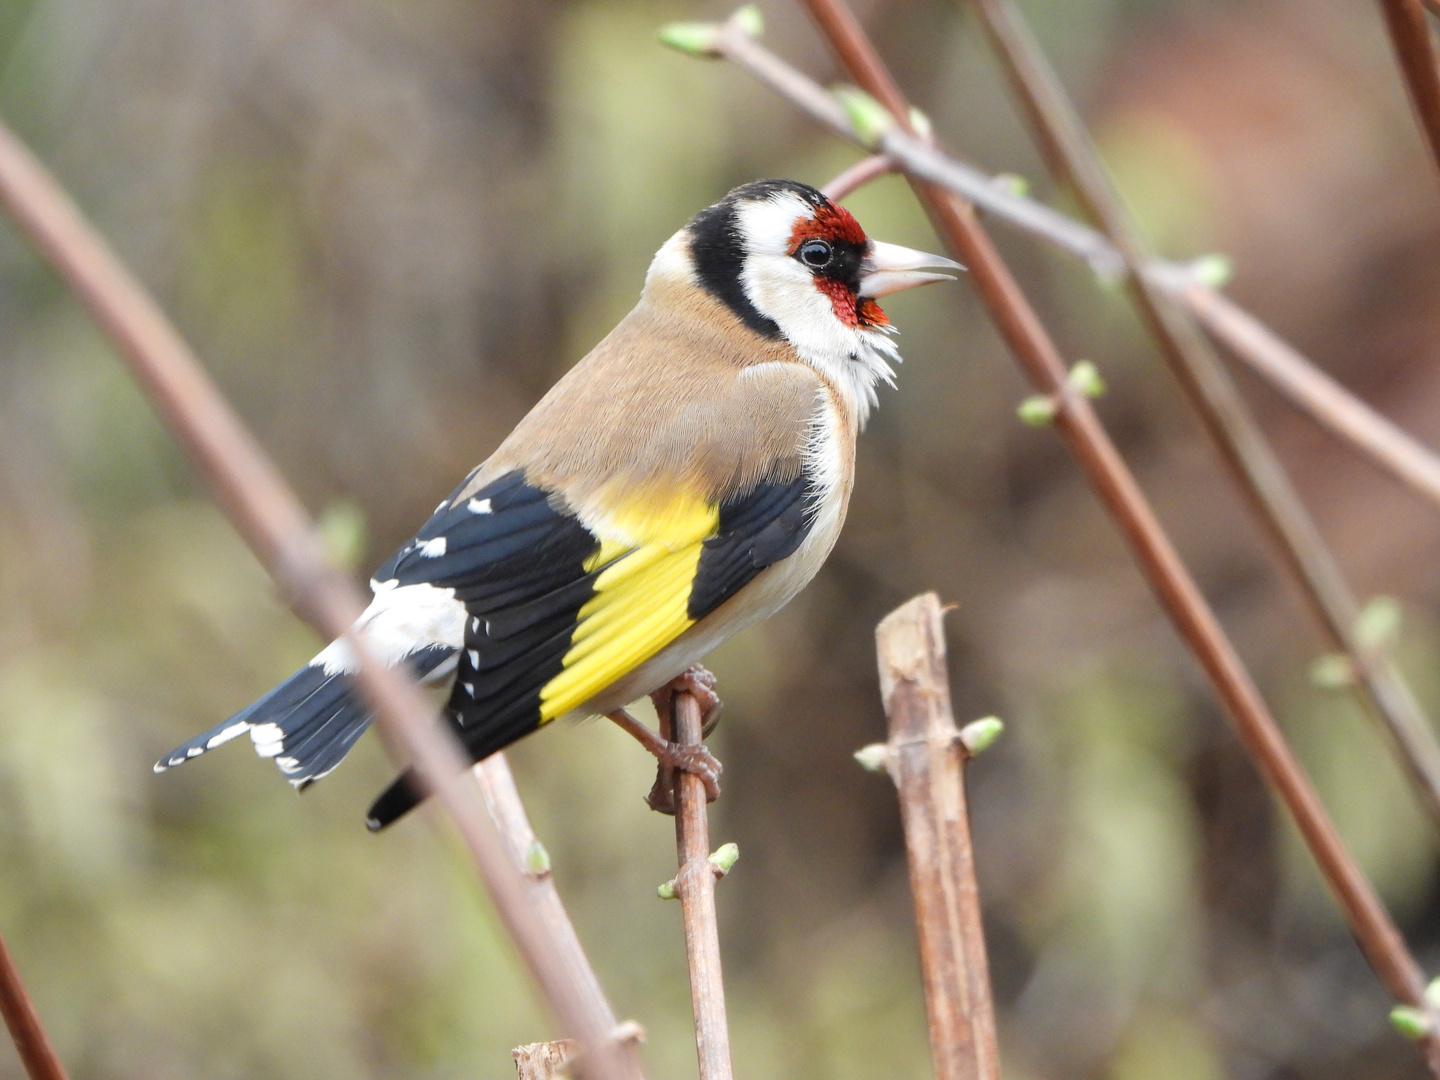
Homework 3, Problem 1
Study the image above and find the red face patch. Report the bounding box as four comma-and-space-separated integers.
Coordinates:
788, 202, 887, 329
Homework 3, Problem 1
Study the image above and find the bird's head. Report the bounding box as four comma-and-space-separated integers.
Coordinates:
650, 179, 960, 421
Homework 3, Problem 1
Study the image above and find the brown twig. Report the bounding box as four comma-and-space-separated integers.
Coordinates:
1180, 282, 1440, 507
475, 754, 645, 1063
0, 929, 69, 1080
779, 0, 1440, 1066
821, 153, 896, 201
1375, 0, 1440, 184
874, 594, 999, 1080
0, 118, 640, 1080
513, 1040, 578, 1080
689, 21, 1440, 519
661, 690, 734, 1080
965, 0, 1440, 834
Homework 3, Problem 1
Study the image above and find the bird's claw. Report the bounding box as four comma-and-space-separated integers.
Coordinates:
649, 664, 723, 738
645, 742, 723, 815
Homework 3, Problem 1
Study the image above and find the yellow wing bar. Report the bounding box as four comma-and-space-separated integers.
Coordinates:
537, 490, 719, 721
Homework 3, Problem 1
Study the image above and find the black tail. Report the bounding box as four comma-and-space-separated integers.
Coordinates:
155, 646, 456, 791
366, 769, 424, 831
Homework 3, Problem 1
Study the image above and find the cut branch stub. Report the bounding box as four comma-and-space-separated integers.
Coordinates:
875, 593, 1000, 1080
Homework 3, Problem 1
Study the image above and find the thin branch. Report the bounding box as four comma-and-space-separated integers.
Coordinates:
690, 22, 1440, 519
0, 928, 69, 1080
1177, 280, 1440, 507
0, 118, 640, 1080
821, 153, 896, 201
770, 0, 1440, 1065
475, 754, 643, 1057
1375, 0, 1440, 185
513, 1040, 578, 1080
662, 691, 733, 1080
874, 594, 999, 1080
965, 0, 1440, 838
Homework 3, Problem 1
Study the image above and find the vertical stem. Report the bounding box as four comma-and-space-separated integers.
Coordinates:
876, 594, 999, 1080
0, 928, 69, 1080
669, 691, 733, 1080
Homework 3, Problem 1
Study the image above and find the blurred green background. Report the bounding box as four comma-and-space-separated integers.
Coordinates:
2, 0, 1440, 1076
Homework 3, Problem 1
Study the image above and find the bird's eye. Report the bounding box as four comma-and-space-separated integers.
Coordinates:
798, 239, 833, 268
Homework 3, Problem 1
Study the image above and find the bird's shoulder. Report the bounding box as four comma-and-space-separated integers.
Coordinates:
471, 282, 840, 541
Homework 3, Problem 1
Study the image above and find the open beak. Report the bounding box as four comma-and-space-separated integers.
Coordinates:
858, 240, 964, 298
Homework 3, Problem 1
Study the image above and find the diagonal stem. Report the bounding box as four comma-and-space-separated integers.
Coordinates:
965, 0, 1440, 838
0, 928, 69, 1080
1376, 0, 1440, 186
699, 24, 1440, 519
0, 117, 640, 1080
788, 0, 1440, 1068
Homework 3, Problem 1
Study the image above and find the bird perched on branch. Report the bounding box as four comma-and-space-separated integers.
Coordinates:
155, 179, 959, 829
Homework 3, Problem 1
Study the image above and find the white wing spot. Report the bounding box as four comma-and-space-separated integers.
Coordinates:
467, 498, 492, 515
187, 747, 203, 758
435, 500, 448, 513
206, 720, 251, 749
250, 722, 285, 758
471, 616, 481, 634
468, 649, 480, 668
463, 682, 475, 697
418, 536, 447, 558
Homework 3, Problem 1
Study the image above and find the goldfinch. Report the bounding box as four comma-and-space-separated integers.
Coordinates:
155, 179, 959, 829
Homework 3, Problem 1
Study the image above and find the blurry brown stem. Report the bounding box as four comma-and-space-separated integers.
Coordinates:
0, 118, 639, 1080
875, 594, 999, 1080
1179, 282, 1440, 507
822, 153, 896, 200
1375, 0, 1440, 185
966, 0, 1440, 835
703, 23, 1440, 518
513, 1040, 579, 1080
475, 754, 640, 1059
788, 0, 1440, 1066
664, 690, 733, 1080
0, 929, 69, 1080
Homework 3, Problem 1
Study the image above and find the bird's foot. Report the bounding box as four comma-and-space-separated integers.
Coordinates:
606, 665, 724, 815
642, 742, 722, 815
649, 664, 722, 738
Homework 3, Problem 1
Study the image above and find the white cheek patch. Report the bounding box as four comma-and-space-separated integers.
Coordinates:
733, 194, 900, 427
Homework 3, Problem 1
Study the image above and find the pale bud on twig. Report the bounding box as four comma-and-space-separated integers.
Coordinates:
853, 742, 891, 773
1067, 360, 1106, 399
1390, 1004, 1435, 1040
908, 106, 933, 141
991, 172, 1030, 198
1190, 253, 1234, 289
524, 839, 551, 878
1016, 395, 1057, 427
959, 717, 1005, 755
708, 842, 740, 878
1426, 975, 1440, 1011
1355, 595, 1403, 654
657, 20, 722, 57
833, 86, 896, 150
657, 878, 677, 901
1309, 653, 1356, 691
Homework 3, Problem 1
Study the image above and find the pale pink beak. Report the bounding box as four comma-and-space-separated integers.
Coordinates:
858, 240, 964, 298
